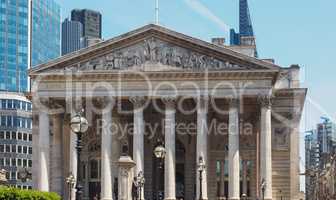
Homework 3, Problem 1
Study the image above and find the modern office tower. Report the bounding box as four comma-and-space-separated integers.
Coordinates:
0, 92, 33, 189
230, 29, 240, 46
0, 0, 60, 188
30, 0, 61, 67
0, 0, 29, 92
239, 0, 254, 37
228, 0, 258, 57
71, 9, 102, 39
62, 18, 83, 55
317, 119, 336, 168
305, 131, 319, 198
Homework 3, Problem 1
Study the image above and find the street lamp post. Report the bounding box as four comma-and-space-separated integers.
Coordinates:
134, 171, 145, 200
197, 156, 206, 200
153, 139, 166, 200
260, 178, 266, 200
66, 173, 76, 200
70, 110, 89, 200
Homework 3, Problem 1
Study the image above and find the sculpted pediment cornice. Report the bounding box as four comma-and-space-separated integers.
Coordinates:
30, 24, 281, 75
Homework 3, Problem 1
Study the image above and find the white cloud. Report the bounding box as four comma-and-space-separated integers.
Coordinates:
183, 0, 230, 34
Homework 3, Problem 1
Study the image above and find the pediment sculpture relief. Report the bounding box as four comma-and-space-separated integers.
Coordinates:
65, 37, 246, 72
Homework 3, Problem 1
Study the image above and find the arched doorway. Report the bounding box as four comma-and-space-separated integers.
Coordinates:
152, 139, 186, 200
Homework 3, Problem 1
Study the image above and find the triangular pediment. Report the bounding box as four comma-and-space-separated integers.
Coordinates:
30, 24, 281, 75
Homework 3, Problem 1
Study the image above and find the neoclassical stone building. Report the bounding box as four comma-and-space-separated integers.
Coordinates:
29, 24, 306, 200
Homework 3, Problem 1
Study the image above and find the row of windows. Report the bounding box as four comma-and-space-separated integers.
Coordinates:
0, 144, 32, 154
0, 131, 32, 141
1, 99, 32, 111
0, 116, 32, 129
5, 171, 32, 184
0, 157, 32, 168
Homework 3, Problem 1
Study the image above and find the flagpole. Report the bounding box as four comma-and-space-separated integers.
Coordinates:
155, 0, 159, 25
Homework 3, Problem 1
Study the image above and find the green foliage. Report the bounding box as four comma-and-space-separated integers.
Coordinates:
0, 187, 61, 200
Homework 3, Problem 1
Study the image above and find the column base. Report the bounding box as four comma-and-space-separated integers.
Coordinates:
164, 198, 176, 200
101, 198, 113, 200
217, 197, 226, 200
228, 198, 240, 200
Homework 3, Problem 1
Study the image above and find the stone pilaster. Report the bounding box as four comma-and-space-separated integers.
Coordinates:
38, 111, 50, 191
228, 98, 240, 200
50, 114, 64, 195
258, 95, 273, 200
130, 96, 146, 200
196, 96, 208, 200
162, 97, 177, 200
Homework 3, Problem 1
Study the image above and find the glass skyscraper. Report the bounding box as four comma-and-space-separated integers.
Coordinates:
0, 0, 29, 92
0, 0, 60, 189
31, 0, 60, 67
0, 0, 60, 92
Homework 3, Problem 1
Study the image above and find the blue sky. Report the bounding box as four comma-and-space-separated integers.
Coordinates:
58, 0, 336, 190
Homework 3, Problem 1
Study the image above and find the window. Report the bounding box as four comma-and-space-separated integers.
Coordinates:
90, 160, 99, 179
27, 103, 32, 111
28, 134, 32, 141
1, 99, 6, 109
22, 102, 26, 110
5, 145, 10, 153
23, 159, 27, 167
18, 146, 22, 153
11, 171, 16, 180
23, 133, 27, 141
7, 116, 12, 127
1, 116, 6, 126
7, 100, 13, 109
23, 146, 27, 154
11, 132, 16, 140
0, 131, 3, 139
28, 160, 32, 167
5, 131, 10, 139
18, 132, 22, 140
0, 145, 3, 152
0, 158, 3, 166
11, 158, 16, 166
28, 147, 32, 154
12, 145, 16, 153
5, 158, 10, 166
17, 159, 22, 167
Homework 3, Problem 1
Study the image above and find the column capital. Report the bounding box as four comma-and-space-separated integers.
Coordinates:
161, 96, 177, 109
129, 96, 146, 109
258, 95, 273, 109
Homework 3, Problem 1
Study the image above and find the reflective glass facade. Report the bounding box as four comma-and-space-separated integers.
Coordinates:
31, 0, 60, 67
0, 0, 29, 92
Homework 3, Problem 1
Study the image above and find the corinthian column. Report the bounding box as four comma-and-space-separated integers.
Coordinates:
162, 97, 176, 200
228, 98, 240, 200
38, 111, 50, 191
258, 95, 273, 200
196, 96, 208, 200
130, 96, 146, 200
101, 97, 115, 200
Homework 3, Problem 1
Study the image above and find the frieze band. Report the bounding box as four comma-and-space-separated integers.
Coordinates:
71, 38, 245, 72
